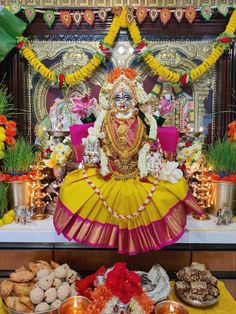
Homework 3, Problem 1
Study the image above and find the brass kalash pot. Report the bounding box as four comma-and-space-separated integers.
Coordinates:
209, 180, 236, 216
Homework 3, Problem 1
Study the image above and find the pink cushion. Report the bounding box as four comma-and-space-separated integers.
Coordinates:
70, 123, 179, 162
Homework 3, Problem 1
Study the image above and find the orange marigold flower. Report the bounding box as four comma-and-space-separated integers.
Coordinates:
228, 120, 236, 142
0, 115, 7, 125
5, 127, 17, 137
5, 136, 16, 146
107, 68, 138, 83
6, 120, 16, 128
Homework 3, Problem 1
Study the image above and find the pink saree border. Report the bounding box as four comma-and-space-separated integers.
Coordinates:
54, 191, 203, 255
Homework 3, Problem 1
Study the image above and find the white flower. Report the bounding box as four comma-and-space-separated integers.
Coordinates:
159, 161, 183, 183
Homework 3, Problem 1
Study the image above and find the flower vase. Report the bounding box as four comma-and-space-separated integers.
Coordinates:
53, 165, 67, 181
209, 181, 236, 216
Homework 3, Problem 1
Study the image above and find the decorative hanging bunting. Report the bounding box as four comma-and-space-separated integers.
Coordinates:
126, 13, 134, 23
160, 8, 171, 25
83, 10, 95, 26
9, 3, 22, 14
174, 8, 184, 23
218, 4, 229, 17
25, 7, 36, 23
60, 11, 72, 28
73, 12, 82, 26
185, 6, 196, 24
98, 9, 107, 23
43, 10, 55, 28
149, 8, 158, 22
111, 6, 122, 16
136, 6, 148, 24
200, 5, 213, 21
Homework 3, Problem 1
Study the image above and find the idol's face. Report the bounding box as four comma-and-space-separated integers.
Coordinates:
111, 82, 135, 113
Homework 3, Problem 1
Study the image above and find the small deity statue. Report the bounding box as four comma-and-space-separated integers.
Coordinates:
49, 85, 96, 131
53, 68, 202, 255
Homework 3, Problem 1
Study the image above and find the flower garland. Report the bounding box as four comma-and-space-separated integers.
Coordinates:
17, 8, 236, 88
129, 9, 236, 85
83, 166, 159, 220
17, 14, 121, 87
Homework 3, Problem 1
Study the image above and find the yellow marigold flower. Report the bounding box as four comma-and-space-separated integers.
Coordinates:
0, 150, 4, 159
0, 219, 3, 227
7, 210, 15, 218
2, 213, 14, 224
0, 133, 6, 142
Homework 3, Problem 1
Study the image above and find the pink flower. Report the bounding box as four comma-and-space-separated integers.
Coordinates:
70, 94, 95, 119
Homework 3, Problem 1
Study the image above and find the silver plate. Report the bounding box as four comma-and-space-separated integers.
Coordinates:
175, 288, 220, 308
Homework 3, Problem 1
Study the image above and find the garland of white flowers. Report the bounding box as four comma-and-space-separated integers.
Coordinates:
138, 113, 159, 178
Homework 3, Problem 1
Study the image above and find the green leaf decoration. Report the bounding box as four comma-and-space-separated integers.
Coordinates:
43, 10, 55, 28
200, 5, 213, 21
9, 3, 22, 14
25, 6, 36, 23
218, 4, 229, 17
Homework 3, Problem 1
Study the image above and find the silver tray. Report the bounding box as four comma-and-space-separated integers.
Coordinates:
175, 288, 220, 308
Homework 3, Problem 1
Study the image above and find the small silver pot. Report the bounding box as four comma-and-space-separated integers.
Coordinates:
209, 181, 236, 216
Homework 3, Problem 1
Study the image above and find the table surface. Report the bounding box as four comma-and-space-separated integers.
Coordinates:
1, 281, 235, 313
0, 214, 236, 245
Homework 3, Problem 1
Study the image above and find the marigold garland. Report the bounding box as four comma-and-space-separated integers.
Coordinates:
17, 7, 236, 87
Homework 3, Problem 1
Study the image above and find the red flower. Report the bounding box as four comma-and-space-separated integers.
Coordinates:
16, 42, 24, 49
218, 37, 232, 44
58, 74, 65, 88
179, 73, 189, 86
5, 136, 16, 146
135, 41, 146, 53
99, 44, 110, 56
5, 127, 16, 137
106, 262, 142, 304
185, 141, 191, 147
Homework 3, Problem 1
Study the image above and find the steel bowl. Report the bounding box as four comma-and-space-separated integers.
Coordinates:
175, 288, 220, 308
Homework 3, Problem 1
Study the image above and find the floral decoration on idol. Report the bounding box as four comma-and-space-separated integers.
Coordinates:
82, 263, 154, 314
42, 136, 72, 168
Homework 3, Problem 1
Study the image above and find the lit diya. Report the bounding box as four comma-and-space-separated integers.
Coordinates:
59, 296, 91, 314
155, 300, 189, 314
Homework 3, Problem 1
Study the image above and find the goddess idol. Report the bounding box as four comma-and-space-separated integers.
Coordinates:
54, 68, 202, 255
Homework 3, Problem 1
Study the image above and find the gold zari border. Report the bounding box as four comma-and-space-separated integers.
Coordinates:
1, 0, 236, 8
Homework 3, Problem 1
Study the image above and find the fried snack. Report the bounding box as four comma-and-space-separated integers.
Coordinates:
13, 282, 35, 296
50, 260, 60, 269
10, 270, 34, 283
15, 300, 32, 313
37, 260, 52, 270
4, 296, 20, 309
15, 266, 27, 272
19, 296, 35, 311
0, 280, 14, 297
